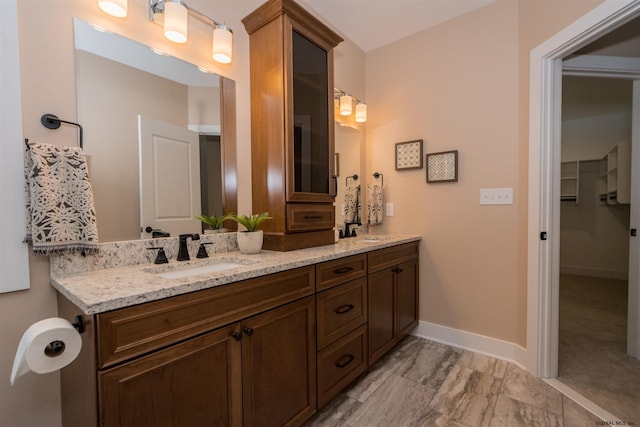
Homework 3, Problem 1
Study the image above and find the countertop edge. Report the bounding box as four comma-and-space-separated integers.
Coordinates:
52, 235, 421, 315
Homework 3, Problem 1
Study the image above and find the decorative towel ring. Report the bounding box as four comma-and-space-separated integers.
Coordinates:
372, 172, 384, 187
40, 114, 84, 149
346, 174, 358, 187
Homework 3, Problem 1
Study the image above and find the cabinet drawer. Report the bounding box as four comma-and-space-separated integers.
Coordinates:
316, 254, 366, 291
317, 325, 367, 408
368, 242, 419, 273
97, 266, 314, 369
286, 204, 334, 232
316, 278, 367, 349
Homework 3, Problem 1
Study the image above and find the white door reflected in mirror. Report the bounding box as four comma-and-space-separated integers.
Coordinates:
139, 116, 201, 238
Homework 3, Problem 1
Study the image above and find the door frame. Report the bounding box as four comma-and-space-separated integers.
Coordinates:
528, 0, 640, 378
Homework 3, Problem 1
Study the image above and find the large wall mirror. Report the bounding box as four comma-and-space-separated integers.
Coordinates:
74, 19, 236, 242
334, 122, 362, 228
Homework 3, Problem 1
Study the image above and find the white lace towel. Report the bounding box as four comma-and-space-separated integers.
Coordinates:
24, 141, 99, 255
367, 183, 383, 226
344, 185, 361, 223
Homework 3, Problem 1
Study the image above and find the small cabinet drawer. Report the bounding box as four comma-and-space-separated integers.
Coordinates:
286, 204, 335, 232
316, 278, 367, 349
316, 254, 367, 291
368, 242, 419, 273
317, 325, 367, 407
97, 266, 314, 369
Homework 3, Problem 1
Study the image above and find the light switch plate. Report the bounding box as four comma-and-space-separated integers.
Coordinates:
386, 202, 395, 216
480, 188, 513, 205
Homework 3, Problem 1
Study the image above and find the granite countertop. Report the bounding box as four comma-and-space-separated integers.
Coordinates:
51, 235, 421, 315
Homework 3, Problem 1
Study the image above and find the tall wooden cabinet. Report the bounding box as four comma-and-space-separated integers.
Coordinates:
243, 0, 343, 251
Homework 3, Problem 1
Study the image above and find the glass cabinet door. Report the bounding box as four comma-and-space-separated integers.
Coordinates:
292, 30, 330, 196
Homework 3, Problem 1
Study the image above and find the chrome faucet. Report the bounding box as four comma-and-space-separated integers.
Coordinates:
177, 233, 200, 261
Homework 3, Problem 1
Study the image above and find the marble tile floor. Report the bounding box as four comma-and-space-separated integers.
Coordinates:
304, 335, 603, 427
558, 274, 640, 424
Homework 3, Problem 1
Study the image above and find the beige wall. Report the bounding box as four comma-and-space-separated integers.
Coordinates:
1, 0, 607, 425
365, 0, 603, 346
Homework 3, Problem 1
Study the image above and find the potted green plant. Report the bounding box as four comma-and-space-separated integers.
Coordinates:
231, 212, 271, 254
197, 213, 233, 234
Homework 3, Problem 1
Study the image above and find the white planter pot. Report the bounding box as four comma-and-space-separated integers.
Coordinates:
237, 230, 263, 254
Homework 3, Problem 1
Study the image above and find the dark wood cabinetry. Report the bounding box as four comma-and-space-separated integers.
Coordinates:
315, 255, 368, 407
243, 0, 343, 251
99, 324, 242, 427
241, 297, 316, 427
367, 242, 419, 365
58, 241, 420, 426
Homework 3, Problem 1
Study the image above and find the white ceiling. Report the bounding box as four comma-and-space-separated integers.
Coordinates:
303, 0, 496, 52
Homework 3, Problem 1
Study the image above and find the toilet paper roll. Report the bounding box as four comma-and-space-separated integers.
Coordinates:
10, 317, 82, 385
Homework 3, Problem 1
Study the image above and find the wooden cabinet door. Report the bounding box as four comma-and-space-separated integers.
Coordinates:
397, 258, 419, 338
368, 268, 397, 365
241, 296, 316, 427
99, 324, 242, 427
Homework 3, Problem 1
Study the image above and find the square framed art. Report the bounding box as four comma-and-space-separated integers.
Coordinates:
395, 139, 423, 170
426, 150, 458, 183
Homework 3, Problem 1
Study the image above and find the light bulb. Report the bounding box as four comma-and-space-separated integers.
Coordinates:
164, 0, 188, 44
355, 103, 367, 123
212, 25, 233, 64
98, 0, 127, 17
339, 95, 353, 116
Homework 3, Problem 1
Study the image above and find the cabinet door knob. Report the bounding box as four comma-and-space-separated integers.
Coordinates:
393, 267, 404, 273
335, 354, 355, 368
243, 327, 254, 336
232, 331, 243, 341
335, 304, 355, 315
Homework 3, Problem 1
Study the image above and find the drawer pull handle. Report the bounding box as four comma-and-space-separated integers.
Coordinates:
335, 354, 355, 368
303, 215, 324, 220
243, 327, 254, 336
334, 266, 354, 275
335, 304, 355, 315
232, 331, 243, 341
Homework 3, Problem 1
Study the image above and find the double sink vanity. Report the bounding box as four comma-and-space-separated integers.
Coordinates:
52, 235, 420, 427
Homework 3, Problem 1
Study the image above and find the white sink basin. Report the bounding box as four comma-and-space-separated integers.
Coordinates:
149, 257, 255, 280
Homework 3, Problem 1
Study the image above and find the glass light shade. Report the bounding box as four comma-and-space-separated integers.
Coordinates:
98, 0, 127, 17
164, 1, 188, 44
212, 25, 233, 64
339, 95, 353, 116
355, 103, 367, 123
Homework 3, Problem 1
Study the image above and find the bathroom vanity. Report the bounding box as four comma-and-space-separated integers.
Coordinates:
53, 236, 419, 427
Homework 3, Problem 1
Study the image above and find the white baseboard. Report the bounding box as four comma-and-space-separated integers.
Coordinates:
560, 265, 628, 280
411, 321, 528, 371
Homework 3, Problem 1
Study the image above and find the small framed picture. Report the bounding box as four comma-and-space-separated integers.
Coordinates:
395, 139, 423, 170
427, 150, 458, 183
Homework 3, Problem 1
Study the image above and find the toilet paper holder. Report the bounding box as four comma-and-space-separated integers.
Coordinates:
46, 316, 85, 358
71, 315, 85, 334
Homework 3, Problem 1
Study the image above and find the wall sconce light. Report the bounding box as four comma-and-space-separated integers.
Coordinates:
355, 102, 367, 123
98, 0, 127, 17
339, 94, 353, 116
335, 89, 367, 123
148, 0, 233, 64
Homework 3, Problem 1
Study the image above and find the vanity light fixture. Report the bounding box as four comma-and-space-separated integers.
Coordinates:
355, 102, 367, 123
335, 89, 367, 123
98, 0, 127, 17
148, 0, 233, 64
339, 94, 353, 116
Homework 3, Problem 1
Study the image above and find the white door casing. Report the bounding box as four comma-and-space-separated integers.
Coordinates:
628, 80, 640, 358
528, 0, 640, 378
138, 116, 201, 239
